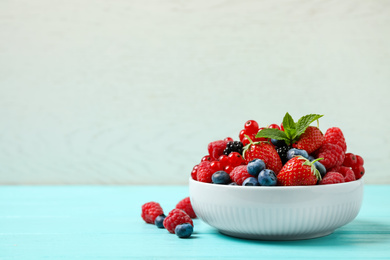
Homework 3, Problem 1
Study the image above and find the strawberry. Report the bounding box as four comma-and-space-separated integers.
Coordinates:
292, 126, 324, 154
256, 113, 324, 154
243, 141, 282, 174
277, 156, 322, 186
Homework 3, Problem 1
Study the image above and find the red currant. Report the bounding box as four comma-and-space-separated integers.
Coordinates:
268, 124, 280, 130
244, 120, 259, 135
343, 153, 357, 167
228, 152, 244, 167
224, 137, 234, 142
356, 155, 364, 166
239, 129, 247, 141
352, 165, 365, 180
191, 165, 198, 180
241, 136, 251, 146
210, 161, 222, 172
201, 155, 211, 162
224, 165, 234, 174
218, 155, 230, 168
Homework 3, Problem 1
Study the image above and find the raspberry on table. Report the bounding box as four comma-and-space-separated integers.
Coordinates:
176, 197, 197, 218
319, 172, 345, 185
163, 209, 194, 234
141, 202, 164, 224
229, 165, 252, 185
324, 127, 347, 152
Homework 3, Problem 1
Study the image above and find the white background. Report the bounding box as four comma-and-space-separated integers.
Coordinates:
1, 0, 389, 184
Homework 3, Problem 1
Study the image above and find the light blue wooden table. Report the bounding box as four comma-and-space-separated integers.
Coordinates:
1, 185, 389, 259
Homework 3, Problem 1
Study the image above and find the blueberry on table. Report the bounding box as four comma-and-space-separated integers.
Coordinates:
175, 223, 193, 238
155, 214, 166, 228
258, 169, 277, 186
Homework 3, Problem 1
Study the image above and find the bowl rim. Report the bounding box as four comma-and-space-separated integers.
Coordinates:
189, 177, 364, 190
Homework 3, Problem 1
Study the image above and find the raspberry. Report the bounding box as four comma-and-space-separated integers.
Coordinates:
324, 127, 347, 152
141, 202, 164, 224
176, 197, 196, 218
208, 140, 228, 161
163, 209, 193, 234
229, 165, 252, 185
319, 172, 345, 185
338, 166, 356, 182
315, 143, 345, 170
196, 161, 213, 183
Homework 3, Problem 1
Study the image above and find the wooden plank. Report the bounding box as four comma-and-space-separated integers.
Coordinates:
0, 185, 389, 259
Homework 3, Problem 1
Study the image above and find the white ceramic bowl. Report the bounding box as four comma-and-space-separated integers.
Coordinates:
189, 178, 364, 240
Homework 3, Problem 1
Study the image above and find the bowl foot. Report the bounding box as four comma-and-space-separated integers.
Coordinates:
219, 230, 335, 241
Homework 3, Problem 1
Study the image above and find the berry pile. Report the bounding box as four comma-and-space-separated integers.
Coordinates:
191, 113, 365, 186
141, 197, 196, 238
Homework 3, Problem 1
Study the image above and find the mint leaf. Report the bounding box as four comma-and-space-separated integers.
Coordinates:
256, 128, 289, 141
281, 112, 296, 140
295, 114, 323, 138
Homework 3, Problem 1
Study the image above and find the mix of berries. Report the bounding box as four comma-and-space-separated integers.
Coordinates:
141, 198, 196, 238
191, 113, 365, 186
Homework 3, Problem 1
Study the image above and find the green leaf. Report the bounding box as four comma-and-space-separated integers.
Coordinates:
255, 128, 289, 141
282, 112, 296, 132
295, 114, 324, 138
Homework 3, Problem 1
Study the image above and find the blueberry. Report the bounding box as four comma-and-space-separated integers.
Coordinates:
175, 223, 193, 238
228, 182, 238, 186
258, 169, 277, 186
270, 139, 286, 147
242, 177, 260, 186
314, 161, 326, 178
287, 148, 309, 160
212, 171, 231, 184
155, 214, 166, 228
308, 155, 315, 161
247, 159, 266, 176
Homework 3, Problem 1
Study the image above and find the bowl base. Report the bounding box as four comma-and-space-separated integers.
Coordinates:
219, 230, 335, 241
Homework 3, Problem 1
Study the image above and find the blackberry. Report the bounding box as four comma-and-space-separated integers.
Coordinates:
276, 145, 291, 165
223, 141, 243, 156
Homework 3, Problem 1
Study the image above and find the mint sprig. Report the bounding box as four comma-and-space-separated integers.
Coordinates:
255, 113, 323, 145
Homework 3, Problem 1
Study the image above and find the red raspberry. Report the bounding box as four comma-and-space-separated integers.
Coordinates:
163, 209, 193, 234
141, 202, 164, 224
176, 197, 196, 218
208, 140, 228, 161
315, 143, 345, 170
338, 166, 356, 182
319, 172, 345, 185
229, 165, 252, 185
196, 161, 213, 183
352, 165, 365, 180
324, 127, 347, 152
343, 153, 357, 167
